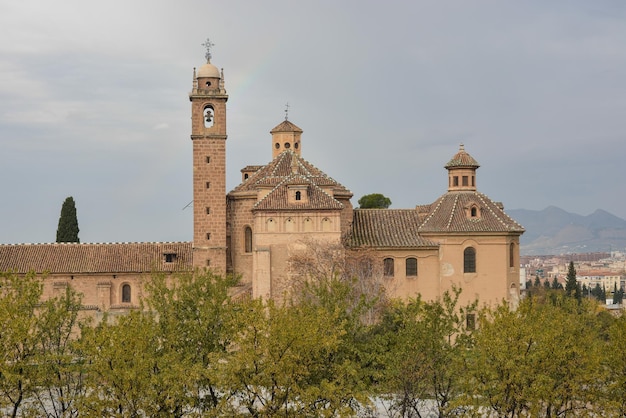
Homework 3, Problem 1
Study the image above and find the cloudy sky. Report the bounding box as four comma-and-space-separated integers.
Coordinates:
1, 1, 625, 244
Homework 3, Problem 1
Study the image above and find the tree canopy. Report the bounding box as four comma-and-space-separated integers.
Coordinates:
56, 196, 80, 243
358, 193, 392, 209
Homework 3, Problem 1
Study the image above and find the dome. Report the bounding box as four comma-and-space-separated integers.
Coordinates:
445, 144, 480, 169
197, 62, 220, 78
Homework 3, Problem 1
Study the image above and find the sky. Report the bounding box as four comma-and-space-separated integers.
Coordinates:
1, 0, 626, 244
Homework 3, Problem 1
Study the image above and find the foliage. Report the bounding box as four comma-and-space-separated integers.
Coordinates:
216, 297, 364, 417
357, 193, 392, 209
464, 294, 607, 417
565, 261, 581, 301
143, 269, 240, 412
0, 272, 43, 417
27, 286, 88, 418
56, 196, 80, 243
550, 276, 563, 290
377, 287, 476, 418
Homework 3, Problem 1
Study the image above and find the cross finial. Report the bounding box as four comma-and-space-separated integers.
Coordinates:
202, 38, 214, 62
284, 102, 290, 121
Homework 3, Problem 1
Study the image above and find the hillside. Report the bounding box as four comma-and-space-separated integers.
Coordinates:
507, 206, 626, 255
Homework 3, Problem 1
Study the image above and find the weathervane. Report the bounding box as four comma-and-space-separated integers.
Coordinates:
284, 102, 290, 121
202, 38, 214, 62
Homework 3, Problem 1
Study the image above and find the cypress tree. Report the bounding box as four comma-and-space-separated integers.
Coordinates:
56, 196, 80, 243
565, 261, 581, 301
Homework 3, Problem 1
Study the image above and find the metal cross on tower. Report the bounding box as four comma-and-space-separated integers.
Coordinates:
202, 38, 214, 62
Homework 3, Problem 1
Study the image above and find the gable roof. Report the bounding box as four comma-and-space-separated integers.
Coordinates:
0, 242, 193, 274
418, 191, 525, 233
229, 150, 352, 211
253, 174, 344, 211
347, 209, 438, 248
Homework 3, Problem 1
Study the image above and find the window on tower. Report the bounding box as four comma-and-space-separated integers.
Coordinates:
204, 106, 214, 128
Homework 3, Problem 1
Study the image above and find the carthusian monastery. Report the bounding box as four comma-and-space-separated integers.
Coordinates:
0, 53, 525, 313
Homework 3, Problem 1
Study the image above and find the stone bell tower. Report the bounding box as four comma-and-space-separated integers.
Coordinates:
189, 41, 228, 271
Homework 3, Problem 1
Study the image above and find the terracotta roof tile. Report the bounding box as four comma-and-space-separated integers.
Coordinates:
229, 151, 352, 197
347, 209, 439, 248
418, 192, 525, 233
253, 175, 344, 211
0, 242, 193, 274
270, 120, 303, 133
445, 144, 480, 168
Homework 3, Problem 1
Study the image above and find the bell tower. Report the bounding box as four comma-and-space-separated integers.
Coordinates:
189, 40, 228, 271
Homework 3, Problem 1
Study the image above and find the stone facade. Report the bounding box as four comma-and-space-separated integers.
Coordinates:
0, 55, 524, 312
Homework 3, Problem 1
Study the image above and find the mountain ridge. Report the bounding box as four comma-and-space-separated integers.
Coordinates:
506, 207, 626, 255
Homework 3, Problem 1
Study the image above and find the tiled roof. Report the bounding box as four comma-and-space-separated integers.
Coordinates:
229, 150, 352, 209
418, 191, 525, 233
0, 242, 193, 274
253, 175, 344, 211
347, 209, 439, 248
270, 120, 303, 133
445, 144, 480, 168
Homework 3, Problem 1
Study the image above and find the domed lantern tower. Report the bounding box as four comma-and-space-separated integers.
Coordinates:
189, 40, 228, 270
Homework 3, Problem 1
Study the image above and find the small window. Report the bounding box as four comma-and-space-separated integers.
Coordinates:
122, 284, 131, 303
406, 257, 417, 276
206, 207, 211, 215
453, 176, 459, 186
206, 259, 211, 266
466, 313, 476, 330
509, 243, 515, 268
464, 247, 476, 273
206, 182, 211, 189
275, 143, 280, 149
164, 253, 176, 263
462, 176, 469, 186
472, 176, 475, 187
206, 233, 211, 240
295, 142, 299, 149
244, 227, 252, 253
244, 173, 249, 180
295, 191, 301, 201
284, 142, 291, 149
470, 207, 477, 217
206, 156, 211, 164
383, 258, 394, 276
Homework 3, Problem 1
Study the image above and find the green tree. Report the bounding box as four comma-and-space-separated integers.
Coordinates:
565, 261, 581, 301
378, 288, 476, 417
614, 287, 624, 305
605, 314, 626, 415
143, 269, 240, 413
216, 297, 364, 416
27, 285, 88, 418
56, 196, 80, 243
0, 272, 43, 417
79, 309, 192, 417
551, 276, 562, 290
358, 193, 392, 209
464, 295, 606, 417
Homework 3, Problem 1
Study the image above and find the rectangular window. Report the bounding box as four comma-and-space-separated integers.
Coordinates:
206, 207, 211, 215
164, 253, 177, 263
462, 176, 468, 186
406, 258, 417, 276
206, 259, 211, 266
206, 233, 211, 240
466, 313, 476, 330
453, 176, 459, 186
383, 258, 394, 276
206, 182, 211, 189
206, 156, 211, 164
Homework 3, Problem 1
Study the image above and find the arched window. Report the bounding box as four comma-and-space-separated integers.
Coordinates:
122, 284, 131, 303
244, 227, 252, 253
471, 206, 477, 217
464, 247, 476, 273
406, 257, 417, 276
383, 258, 394, 276
509, 243, 515, 268
295, 191, 301, 201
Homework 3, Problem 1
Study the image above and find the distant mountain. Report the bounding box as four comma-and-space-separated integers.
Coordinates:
507, 206, 626, 255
